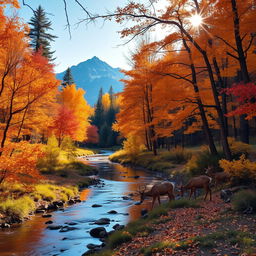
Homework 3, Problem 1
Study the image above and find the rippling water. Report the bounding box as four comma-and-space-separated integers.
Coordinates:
0, 151, 166, 256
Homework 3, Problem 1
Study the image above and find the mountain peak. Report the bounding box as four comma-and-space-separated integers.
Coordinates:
56, 57, 124, 105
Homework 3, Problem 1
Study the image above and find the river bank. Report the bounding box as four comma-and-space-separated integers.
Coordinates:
94, 194, 256, 256
0, 154, 99, 228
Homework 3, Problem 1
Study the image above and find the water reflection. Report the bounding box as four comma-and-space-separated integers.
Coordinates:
0, 151, 165, 255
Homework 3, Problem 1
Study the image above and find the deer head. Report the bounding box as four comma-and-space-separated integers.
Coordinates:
138, 185, 146, 203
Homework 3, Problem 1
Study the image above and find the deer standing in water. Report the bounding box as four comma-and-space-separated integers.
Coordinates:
180, 175, 212, 200
205, 166, 230, 186
138, 181, 175, 209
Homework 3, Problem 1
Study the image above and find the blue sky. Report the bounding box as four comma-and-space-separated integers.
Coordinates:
14, 0, 134, 73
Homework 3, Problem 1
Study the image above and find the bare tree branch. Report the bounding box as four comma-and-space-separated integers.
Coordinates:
63, 0, 72, 39
22, 0, 35, 13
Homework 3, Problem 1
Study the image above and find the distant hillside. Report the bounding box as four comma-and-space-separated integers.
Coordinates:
56, 56, 124, 105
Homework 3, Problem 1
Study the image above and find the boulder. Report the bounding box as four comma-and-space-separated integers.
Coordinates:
65, 222, 77, 226
107, 210, 118, 214
122, 196, 131, 200
53, 201, 64, 207
112, 224, 125, 230
35, 209, 46, 214
42, 214, 52, 218
86, 243, 102, 250
68, 199, 76, 205
1, 223, 11, 228
47, 225, 63, 230
59, 226, 78, 232
89, 227, 107, 238
94, 218, 110, 225
141, 209, 148, 217
220, 189, 233, 203
47, 204, 59, 211
91, 204, 102, 208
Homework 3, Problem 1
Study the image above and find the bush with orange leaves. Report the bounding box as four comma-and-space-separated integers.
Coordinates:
219, 155, 256, 185
0, 142, 44, 184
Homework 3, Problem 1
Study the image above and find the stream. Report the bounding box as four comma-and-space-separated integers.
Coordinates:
0, 150, 167, 256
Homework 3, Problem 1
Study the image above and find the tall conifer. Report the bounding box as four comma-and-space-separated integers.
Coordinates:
29, 5, 57, 61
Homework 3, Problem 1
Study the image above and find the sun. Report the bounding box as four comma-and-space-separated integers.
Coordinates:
189, 14, 203, 27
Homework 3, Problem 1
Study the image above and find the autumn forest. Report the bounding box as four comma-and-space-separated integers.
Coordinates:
0, 0, 256, 256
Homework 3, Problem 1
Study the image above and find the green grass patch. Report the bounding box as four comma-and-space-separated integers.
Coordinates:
168, 198, 200, 209
194, 230, 256, 251
108, 231, 133, 249
140, 241, 172, 256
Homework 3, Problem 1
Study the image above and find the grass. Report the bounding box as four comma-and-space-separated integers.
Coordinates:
108, 231, 133, 249
33, 184, 78, 202
140, 240, 172, 256
109, 149, 188, 175
194, 230, 256, 251
0, 196, 36, 220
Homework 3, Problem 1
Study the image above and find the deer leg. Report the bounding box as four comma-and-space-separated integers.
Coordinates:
204, 186, 208, 200
194, 188, 197, 199
151, 196, 156, 209
209, 187, 212, 201
158, 196, 161, 205
168, 192, 174, 201
189, 189, 193, 199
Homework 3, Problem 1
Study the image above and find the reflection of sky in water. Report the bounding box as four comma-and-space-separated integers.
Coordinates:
0, 151, 166, 256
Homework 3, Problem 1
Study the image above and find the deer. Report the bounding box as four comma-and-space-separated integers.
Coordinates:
205, 166, 230, 186
180, 175, 212, 201
138, 181, 175, 209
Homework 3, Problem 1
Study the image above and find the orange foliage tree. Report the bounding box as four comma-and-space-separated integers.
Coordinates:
0, 1, 59, 184
59, 84, 93, 142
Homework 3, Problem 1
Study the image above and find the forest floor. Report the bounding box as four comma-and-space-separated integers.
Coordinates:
102, 194, 256, 256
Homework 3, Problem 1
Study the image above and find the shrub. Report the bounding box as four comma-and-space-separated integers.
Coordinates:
0, 196, 35, 219
38, 136, 60, 171
60, 136, 76, 160
232, 190, 256, 213
122, 135, 145, 160
108, 231, 132, 249
228, 137, 252, 158
34, 184, 57, 201
186, 146, 223, 176
219, 155, 256, 185
160, 147, 192, 164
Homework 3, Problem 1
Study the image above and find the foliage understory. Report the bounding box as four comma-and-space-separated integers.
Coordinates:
110, 139, 254, 183
0, 146, 98, 224
94, 195, 256, 256
0, 182, 78, 222
109, 148, 190, 176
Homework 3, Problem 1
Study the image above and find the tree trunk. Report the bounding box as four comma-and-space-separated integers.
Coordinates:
231, 0, 250, 143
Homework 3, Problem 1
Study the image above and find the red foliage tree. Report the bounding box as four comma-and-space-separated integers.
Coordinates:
85, 125, 99, 144
225, 83, 256, 119
50, 106, 79, 146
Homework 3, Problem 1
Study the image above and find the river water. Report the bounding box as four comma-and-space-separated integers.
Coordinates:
0, 151, 167, 256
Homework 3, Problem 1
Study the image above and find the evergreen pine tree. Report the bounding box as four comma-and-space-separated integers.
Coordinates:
92, 88, 104, 128
28, 5, 57, 61
62, 67, 74, 88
